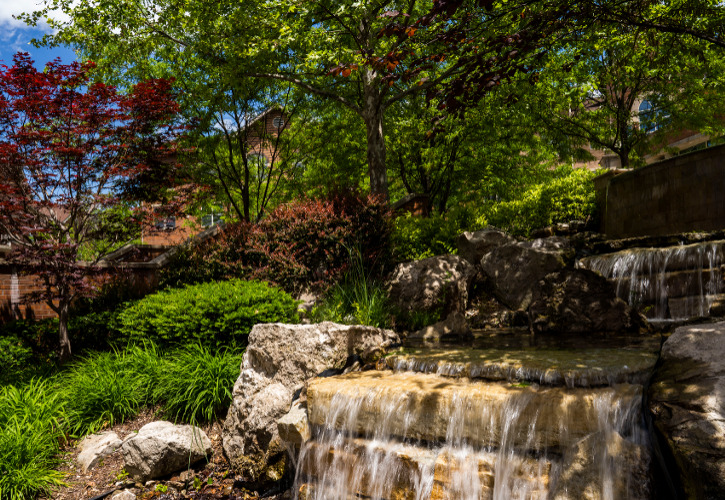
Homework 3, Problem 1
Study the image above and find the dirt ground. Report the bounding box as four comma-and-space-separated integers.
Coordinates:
44, 408, 287, 500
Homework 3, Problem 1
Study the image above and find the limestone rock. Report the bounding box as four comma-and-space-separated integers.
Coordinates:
77, 431, 122, 473
456, 229, 516, 266
387, 255, 476, 315
110, 490, 136, 500
121, 421, 212, 481
277, 399, 310, 446
649, 321, 725, 499
552, 431, 650, 500
408, 311, 471, 342
222, 322, 400, 480
528, 268, 647, 334
480, 239, 568, 310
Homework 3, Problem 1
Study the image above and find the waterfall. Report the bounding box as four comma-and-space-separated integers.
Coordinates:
294, 371, 649, 499
578, 240, 724, 320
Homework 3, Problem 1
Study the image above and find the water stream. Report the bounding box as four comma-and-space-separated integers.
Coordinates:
295, 363, 651, 499
578, 240, 724, 320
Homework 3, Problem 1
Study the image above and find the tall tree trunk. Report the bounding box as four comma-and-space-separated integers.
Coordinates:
362, 81, 389, 200
58, 301, 72, 363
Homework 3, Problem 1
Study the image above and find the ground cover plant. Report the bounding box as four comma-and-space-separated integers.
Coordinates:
0, 342, 243, 499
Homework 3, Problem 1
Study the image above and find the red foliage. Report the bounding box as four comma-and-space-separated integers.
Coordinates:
162, 191, 393, 293
0, 52, 183, 359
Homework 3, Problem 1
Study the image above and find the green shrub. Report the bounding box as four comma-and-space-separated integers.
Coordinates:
392, 205, 478, 262
0, 379, 67, 499
153, 344, 243, 423
483, 167, 598, 236
0, 336, 35, 386
117, 279, 298, 348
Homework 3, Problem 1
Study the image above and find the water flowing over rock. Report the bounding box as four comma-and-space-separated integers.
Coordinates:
578, 240, 725, 320
479, 239, 570, 310
649, 321, 725, 498
121, 421, 212, 482
528, 269, 647, 334
457, 229, 516, 266
387, 255, 477, 316
222, 322, 400, 482
296, 370, 650, 499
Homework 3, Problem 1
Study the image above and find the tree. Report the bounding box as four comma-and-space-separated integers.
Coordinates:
0, 53, 182, 362
26, 0, 464, 201
528, 25, 725, 167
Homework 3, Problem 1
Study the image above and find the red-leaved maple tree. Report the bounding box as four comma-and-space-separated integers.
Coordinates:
0, 52, 182, 362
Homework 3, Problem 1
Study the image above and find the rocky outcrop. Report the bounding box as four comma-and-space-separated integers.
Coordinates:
387, 255, 476, 316
121, 421, 212, 481
480, 238, 570, 310
407, 311, 470, 342
456, 229, 516, 266
222, 322, 400, 482
77, 431, 122, 473
649, 322, 725, 499
528, 269, 647, 334
277, 399, 310, 447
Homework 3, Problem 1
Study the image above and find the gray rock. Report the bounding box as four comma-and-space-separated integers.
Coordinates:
528, 269, 647, 334
480, 240, 568, 310
121, 421, 212, 481
223, 322, 400, 480
408, 311, 471, 342
387, 255, 477, 315
456, 229, 515, 266
277, 399, 310, 446
649, 321, 725, 499
110, 490, 137, 500
77, 431, 122, 473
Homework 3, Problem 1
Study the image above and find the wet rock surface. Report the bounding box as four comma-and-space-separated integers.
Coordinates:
528, 268, 648, 334
222, 322, 400, 482
649, 321, 725, 499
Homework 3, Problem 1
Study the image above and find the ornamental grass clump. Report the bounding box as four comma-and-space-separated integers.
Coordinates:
117, 279, 299, 348
153, 344, 243, 424
0, 379, 67, 499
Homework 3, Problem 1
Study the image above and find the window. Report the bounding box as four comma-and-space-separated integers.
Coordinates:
272, 116, 285, 129
639, 99, 669, 134
154, 217, 176, 231
248, 154, 269, 181
201, 212, 224, 228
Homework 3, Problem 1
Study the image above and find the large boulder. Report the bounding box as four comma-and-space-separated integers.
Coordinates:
121, 421, 212, 481
528, 269, 647, 334
222, 322, 400, 482
480, 238, 570, 310
456, 229, 516, 266
387, 255, 476, 316
649, 322, 725, 499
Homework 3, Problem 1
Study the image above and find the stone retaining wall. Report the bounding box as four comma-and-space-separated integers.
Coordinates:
597, 144, 725, 238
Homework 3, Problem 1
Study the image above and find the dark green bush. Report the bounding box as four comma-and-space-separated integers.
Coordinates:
482, 167, 598, 236
117, 279, 298, 348
392, 205, 478, 262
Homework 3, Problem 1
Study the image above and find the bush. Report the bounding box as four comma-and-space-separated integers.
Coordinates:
0, 379, 67, 499
159, 191, 393, 293
153, 344, 243, 423
117, 279, 298, 348
483, 167, 598, 236
0, 336, 35, 386
310, 249, 391, 328
392, 205, 478, 262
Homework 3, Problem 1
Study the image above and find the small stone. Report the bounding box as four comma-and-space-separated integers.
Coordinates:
277, 400, 310, 446
77, 431, 122, 473
110, 490, 136, 500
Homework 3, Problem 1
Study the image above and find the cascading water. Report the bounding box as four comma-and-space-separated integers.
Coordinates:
578, 240, 725, 320
294, 369, 650, 500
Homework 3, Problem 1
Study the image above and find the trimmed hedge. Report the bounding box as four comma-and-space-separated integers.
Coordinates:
117, 279, 298, 348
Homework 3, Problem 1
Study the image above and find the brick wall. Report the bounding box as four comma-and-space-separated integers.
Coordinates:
0, 264, 58, 323
597, 144, 725, 238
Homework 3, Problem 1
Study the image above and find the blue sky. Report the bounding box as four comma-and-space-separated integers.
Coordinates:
0, 0, 76, 68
